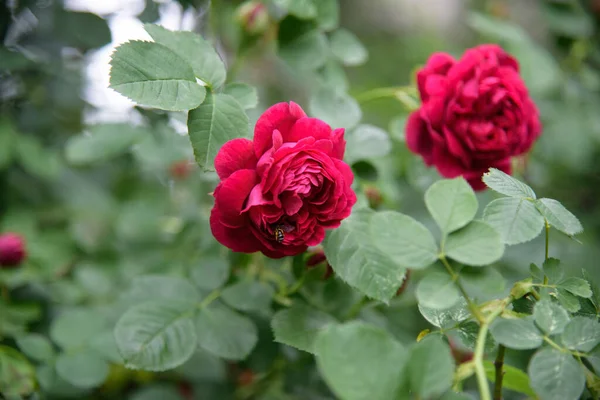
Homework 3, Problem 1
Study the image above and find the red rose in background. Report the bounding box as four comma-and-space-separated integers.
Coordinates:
0, 233, 26, 268
210, 102, 356, 258
406, 44, 541, 190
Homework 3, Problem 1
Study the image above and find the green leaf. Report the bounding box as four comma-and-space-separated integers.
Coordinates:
287, 0, 317, 19
528, 348, 585, 400
557, 289, 582, 313
109, 41, 206, 111
16, 334, 55, 362
536, 198, 584, 236
533, 299, 570, 335
482, 168, 536, 198
0, 119, 15, 169
370, 210, 438, 270
279, 30, 328, 71
129, 385, 184, 400
483, 198, 544, 245
55, 350, 109, 389
416, 272, 460, 310
558, 277, 593, 298
323, 208, 406, 303
314, 321, 407, 400
490, 318, 543, 349
344, 124, 392, 164
455, 321, 497, 353
15, 136, 62, 180
196, 302, 258, 360
114, 301, 197, 371
444, 221, 504, 266
187, 92, 250, 171
0, 346, 36, 397
467, 12, 529, 43
271, 304, 337, 353
176, 349, 226, 382
50, 310, 107, 350
309, 86, 362, 129
221, 281, 274, 313
329, 29, 368, 66
124, 275, 201, 305
562, 317, 600, 352
190, 257, 230, 291
223, 83, 258, 109
90, 331, 123, 364
408, 336, 455, 398
418, 298, 470, 329
389, 116, 406, 142
144, 24, 226, 88
425, 178, 478, 235
483, 361, 536, 397
543, 257, 563, 283
65, 124, 146, 165
316, 59, 348, 91
460, 267, 506, 297
314, 0, 339, 30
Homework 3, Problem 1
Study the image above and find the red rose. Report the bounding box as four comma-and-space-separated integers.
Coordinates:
210, 102, 356, 258
0, 233, 26, 268
406, 44, 542, 190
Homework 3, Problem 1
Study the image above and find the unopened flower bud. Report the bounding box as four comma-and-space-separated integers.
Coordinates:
236, 1, 270, 36
0, 233, 26, 268
237, 369, 255, 387
364, 185, 383, 209
169, 160, 193, 180
306, 248, 334, 280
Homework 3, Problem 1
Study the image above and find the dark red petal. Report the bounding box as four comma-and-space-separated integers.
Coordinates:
285, 117, 332, 143
253, 102, 306, 158
330, 128, 346, 159
214, 169, 258, 228
210, 207, 263, 253
214, 138, 257, 180
406, 111, 434, 158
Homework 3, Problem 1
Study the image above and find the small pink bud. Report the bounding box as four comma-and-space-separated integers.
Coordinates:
364, 185, 383, 209
236, 1, 270, 35
306, 248, 334, 280
0, 233, 26, 268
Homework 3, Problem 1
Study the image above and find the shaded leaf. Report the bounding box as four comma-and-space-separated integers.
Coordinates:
425, 178, 478, 235
271, 303, 337, 353
329, 29, 368, 66
109, 41, 206, 111
528, 348, 585, 400
444, 221, 504, 266
416, 272, 460, 310
490, 318, 543, 349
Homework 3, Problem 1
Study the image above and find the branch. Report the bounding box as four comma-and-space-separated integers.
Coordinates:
493, 345, 506, 400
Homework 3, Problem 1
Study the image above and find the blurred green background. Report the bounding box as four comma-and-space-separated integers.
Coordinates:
1, 0, 599, 399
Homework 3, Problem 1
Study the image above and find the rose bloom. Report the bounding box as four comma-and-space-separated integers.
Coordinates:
0, 233, 26, 268
406, 44, 541, 190
210, 102, 356, 258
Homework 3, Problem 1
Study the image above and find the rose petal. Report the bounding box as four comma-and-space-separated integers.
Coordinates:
254, 102, 306, 158
215, 138, 257, 180
210, 207, 263, 253
286, 117, 332, 143
214, 169, 258, 228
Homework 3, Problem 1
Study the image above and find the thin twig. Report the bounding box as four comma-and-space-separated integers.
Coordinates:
493, 345, 506, 400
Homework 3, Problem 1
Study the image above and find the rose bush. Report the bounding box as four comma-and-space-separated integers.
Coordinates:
210, 102, 357, 258
406, 44, 542, 190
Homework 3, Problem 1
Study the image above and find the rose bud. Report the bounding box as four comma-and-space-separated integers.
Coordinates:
236, 1, 270, 36
449, 339, 474, 364
306, 248, 334, 280
210, 102, 357, 258
364, 185, 383, 209
237, 369, 255, 387
169, 160, 193, 180
406, 45, 541, 190
0, 233, 26, 268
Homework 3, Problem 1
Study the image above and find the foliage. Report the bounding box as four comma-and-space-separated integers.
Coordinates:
1, 1, 600, 400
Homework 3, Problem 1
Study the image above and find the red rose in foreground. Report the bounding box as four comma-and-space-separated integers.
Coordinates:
406, 44, 541, 190
0, 233, 26, 268
210, 102, 356, 258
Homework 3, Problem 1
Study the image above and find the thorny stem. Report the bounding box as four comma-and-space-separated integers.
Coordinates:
440, 255, 485, 323
544, 219, 550, 262
474, 307, 505, 400
493, 345, 506, 400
